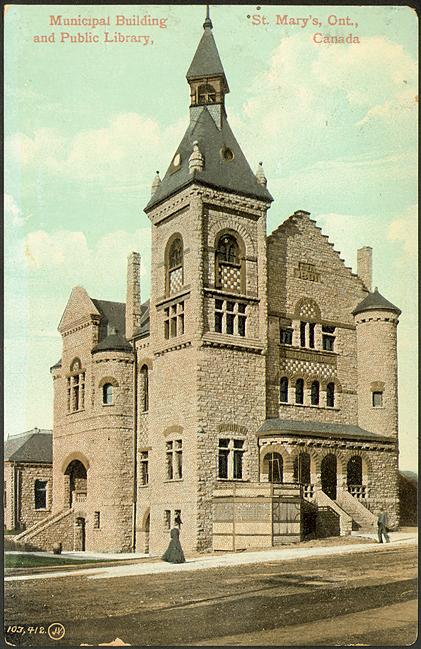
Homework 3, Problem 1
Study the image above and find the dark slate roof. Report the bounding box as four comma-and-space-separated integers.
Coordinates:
92, 333, 132, 353
145, 108, 273, 211
50, 359, 62, 370
352, 288, 401, 316
4, 429, 53, 464
186, 24, 228, 89
92, 299, 126, 335
258, 419, 394, 443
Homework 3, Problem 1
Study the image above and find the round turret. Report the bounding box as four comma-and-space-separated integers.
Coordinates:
353, 288, 400, 438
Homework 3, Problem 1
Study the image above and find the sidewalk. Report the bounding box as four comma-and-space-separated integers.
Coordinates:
5, 530, 417, 583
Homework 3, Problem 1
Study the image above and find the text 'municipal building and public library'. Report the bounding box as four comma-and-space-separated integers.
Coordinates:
11, 8, 401, 556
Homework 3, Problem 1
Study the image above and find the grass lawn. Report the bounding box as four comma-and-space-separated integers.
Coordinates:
5, 553, 105, 569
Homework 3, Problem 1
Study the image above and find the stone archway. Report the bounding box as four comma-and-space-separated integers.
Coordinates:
321, 454, 337, 500
65, 459, 87, 509
263, 452, 283, 483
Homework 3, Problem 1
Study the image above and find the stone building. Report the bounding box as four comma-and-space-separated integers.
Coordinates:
15, 12, 401, 554
4, 428, 52, 532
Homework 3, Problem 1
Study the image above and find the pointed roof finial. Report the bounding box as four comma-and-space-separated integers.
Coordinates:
203, 4, 213, 29
255, 161, 267, 187
151, 170, 161, 196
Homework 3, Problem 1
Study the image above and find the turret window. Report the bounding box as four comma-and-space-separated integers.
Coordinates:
67, 359, 85, 412
102, 383, 113, 405
372, 391, 383, 408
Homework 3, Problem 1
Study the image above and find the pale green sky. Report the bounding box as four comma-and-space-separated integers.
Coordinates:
4, 5, 418, 470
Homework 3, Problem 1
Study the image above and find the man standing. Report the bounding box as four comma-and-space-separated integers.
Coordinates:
377, 507, 391, 543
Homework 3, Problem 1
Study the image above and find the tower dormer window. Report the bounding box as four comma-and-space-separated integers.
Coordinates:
215, 232, 245, 293
166, 235, 184, 295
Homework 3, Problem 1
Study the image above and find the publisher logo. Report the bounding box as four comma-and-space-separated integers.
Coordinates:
48, 623, 66, 641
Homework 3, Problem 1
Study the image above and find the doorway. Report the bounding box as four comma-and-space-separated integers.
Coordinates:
321, 454, 337, 500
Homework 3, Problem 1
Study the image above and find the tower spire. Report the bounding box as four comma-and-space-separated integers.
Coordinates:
203, 5, 213, 30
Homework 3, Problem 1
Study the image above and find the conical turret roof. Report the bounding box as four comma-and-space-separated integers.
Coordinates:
352, 287, 401, 316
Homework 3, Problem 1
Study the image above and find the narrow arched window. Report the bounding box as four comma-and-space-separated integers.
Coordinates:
102, 383, 113, 405
311, 380, 320, 406
280, 377, 289, 403
215, 233, 243, 292
167, 237, 183, 295
295, 378, 304, 405
140, 365, 149, 412
326, 382, 335, 407
263, 452, 283, 483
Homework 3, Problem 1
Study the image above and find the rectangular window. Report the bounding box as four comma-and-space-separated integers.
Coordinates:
34, 480, 48, 510
93, 511, 100, 529
214, 299, 247, 337
280, 328, 293, 345
164, 301, 184, 339
164, 510, 171, 530
372, 391, 383, 407
140, 451, 149, 485
309, 323, 315, 348
300, 321, 307, 347
322, 325, 336, 351
218, 438, 245, 480
166, 440, 182, 480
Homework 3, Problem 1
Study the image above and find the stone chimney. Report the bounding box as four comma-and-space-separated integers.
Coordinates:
357, 246, 372, 291
126, 252, 142, 340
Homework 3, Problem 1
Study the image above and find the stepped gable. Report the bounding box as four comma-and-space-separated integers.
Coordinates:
268, 210, 368, 290
352, 287, 401, 316
4, 429, 52, 464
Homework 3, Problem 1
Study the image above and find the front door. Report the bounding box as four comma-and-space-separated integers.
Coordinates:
321, 454, 337, 500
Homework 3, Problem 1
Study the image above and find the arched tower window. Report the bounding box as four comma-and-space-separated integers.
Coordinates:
140, 365, 149, 412
280, 377, 289, 403
326, 382, 335, 407
311, 381, 320, 406
215, 232, 244, 293
166, 236, 184, 295
67, 358, 85, 413
102, 383, 113, 405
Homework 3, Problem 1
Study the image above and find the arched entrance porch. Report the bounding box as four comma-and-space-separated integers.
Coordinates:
321, 454, 337, 500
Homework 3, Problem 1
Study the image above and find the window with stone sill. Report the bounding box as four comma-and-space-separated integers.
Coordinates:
166, 236, 184, 296
280, 327, 293, 345
102, 383, 113, 405
215, 299, 246, 337
140, 451, 149, 486
311, 381, 320, 406
93, 511, 100, 529
164, 301, 185, 339
166, 440, 183, 480
140, 365, 149, 412
322, 325, 336, 351
34, 479, 48, 510
67, 359, 85, 413
280, 377, 289, 403
372, 391, 383, 408
295, 378, 304, 405
164, 509, 171, 530
300, 321, 316, 348
215, 232, 244, 293
218, 438, 245, 480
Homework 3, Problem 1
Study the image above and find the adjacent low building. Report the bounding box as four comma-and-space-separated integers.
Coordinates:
4, 428, 52, 532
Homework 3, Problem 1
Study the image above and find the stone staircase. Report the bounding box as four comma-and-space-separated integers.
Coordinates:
314, 490, 353, 536
335, 489, 377, 532
14, 508, 75, 552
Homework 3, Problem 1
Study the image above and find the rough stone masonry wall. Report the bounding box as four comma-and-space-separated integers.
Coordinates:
3, 462, 15, 530
15, 464, 53, 531
52, 310, 135, 552
196, 346, 266, 551
266, 212, 367, 424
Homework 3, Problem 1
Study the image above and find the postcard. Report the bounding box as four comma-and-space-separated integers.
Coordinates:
4, 4, 418, 646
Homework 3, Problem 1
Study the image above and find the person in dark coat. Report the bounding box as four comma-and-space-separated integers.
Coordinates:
162, 527, 186, 563
377, 508, 391, 543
